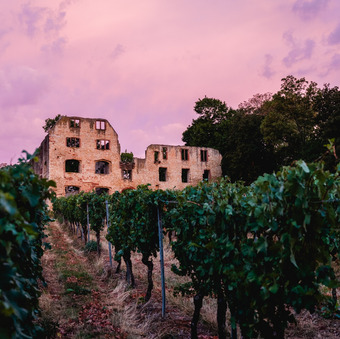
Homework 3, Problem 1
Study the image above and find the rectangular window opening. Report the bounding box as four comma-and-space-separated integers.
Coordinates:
96, 139, 110, 150
182, 169, 189, 183
201, 150, 208, 162
70, 119, 80, 128
154, 151, 159, 163
66, 137, 80, 148
159, 167, 167, 182
122, 169, 132, 180
203, 170, 210, 181
96, 120, 106, 130
162, 147, 167, 160
181, 149, 189, 161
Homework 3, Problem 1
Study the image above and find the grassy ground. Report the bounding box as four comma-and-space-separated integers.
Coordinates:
38, 221, 340, 338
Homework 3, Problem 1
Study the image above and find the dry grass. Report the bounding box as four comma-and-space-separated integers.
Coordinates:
41, 222, 340, 338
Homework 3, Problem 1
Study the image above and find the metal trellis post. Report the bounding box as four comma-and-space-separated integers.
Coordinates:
157, 206, 166, 318
105, 200, 113, 267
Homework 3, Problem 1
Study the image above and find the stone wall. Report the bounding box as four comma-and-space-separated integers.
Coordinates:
34, 116, 222, 196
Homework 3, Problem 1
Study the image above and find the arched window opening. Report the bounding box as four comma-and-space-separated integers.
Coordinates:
95, 161, 110, 174
65, 159, 80, 173
65, 186, 80, 196
95, 187, 109, 195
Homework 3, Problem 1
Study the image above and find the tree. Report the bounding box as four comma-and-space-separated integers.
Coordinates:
221, 111, 276, 183
260, 76, 318, 165
182, 96, 275, 183
312, 83, 340, 169
182, 96, 231, 148
43, 114, 61, 132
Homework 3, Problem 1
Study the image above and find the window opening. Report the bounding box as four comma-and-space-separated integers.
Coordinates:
96, 120, 106, 130
96, 139, 110, 150
182, 169, 189, 183
65, 159, 80, 173
65, 186, 80, 196
162, 147, 167, 160
122, 169, 132, 180
66, 137, 80, 148
201, 150, 208, 162
154, 151, 159, 163
95, 187, 109, 195
95, 161, 110, 174
181, 149, 189, 161
159, 167, 167, 182
203, 170, 210, 180
70, 119, 80, 128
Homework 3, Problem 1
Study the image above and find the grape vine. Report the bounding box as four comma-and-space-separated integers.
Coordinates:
52, 160, 339, 339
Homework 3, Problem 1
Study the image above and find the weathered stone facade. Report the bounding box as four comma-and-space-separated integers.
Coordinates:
33, 116, 222, 197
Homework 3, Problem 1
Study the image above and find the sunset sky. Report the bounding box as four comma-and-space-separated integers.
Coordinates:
0, 0, 340, 164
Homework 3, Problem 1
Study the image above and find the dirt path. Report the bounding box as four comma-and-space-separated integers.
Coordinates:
39, 221, 339, 338
39, 221, 217, 338
39, 221, 125, 338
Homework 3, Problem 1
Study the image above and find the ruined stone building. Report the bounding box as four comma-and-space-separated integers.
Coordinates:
32, 116, 222, 197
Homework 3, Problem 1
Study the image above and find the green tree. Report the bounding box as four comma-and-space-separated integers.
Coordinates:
182, 96, 231, 148
312, 83, 340, 169
183, 96, 275, 183
260, 76, 318, 165
43, 114, 61, 132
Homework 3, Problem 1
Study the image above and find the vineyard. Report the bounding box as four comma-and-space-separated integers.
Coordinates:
1, 158, 339, 338
52, 160, 340, 339
0, 154, 55, 338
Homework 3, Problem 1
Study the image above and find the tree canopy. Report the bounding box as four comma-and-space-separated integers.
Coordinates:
182, 76, 340, 182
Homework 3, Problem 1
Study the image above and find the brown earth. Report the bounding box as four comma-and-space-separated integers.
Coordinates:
39, 221, 340, 338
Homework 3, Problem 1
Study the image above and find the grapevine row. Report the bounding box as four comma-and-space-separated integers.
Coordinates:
53, 160, 340, 339
0, 153, 55, 338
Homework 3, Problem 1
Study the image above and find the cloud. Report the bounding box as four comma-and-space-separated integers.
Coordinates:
44, 10, 66, 36
19, 2, 47, 37
328, 53, 340, 71
41, 37, 67, 54
282, 32, 315, 67
328, 24, 340, 45
19, 2, 67, 38
261, 54, 275, 79
292, 0, 329, 20
110, 44, 125, 60
0, 65, 49, 108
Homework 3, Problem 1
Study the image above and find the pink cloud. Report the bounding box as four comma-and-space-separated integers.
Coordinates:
282, 32, 315, 67
0, 65, 49, 108
328, 24, 340, 45
261, 54, 275, 79
19, 2, 47, 37
292, 0, 329, 20
1, 0, 340, 164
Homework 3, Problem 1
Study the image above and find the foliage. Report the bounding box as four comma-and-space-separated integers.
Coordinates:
182, 76, 340, 182
166, 161, 340, 338
120, 151, 134, 163
0, 152, 55, 338
43, 114, 61, 132
52, 160, 339, 338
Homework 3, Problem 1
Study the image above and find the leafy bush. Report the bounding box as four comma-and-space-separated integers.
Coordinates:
120, 151, 134, 163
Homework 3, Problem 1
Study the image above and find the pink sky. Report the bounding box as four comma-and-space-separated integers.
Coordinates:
0, 0, 340, 164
